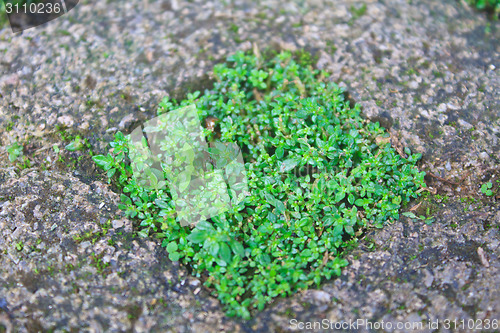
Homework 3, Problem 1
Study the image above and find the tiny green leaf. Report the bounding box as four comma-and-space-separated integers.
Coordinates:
187, 231, 208, 244
92, 155, 114, 170
120, 194, 132, 205
402, 212, 417, 219
166, 242, 178, 253
230, 240, 245, 257
275, 147, 284, 159
169, 252, 180, 261
280, 158, 299, 172
219, 242, 232, 263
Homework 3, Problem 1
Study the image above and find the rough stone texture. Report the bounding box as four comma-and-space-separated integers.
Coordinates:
0, 0, 498, 331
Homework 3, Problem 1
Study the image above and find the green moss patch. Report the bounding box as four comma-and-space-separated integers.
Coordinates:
93, 50, 426, 319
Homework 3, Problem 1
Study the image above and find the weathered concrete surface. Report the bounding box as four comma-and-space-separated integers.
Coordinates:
0, 0, 498, 331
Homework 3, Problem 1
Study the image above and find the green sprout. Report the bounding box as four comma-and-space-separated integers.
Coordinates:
65, 135, 84, 151
7, 141, 23, 162
480, 182, 493, 196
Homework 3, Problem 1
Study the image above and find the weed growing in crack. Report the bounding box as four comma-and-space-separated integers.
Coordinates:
92, 50, 426, 319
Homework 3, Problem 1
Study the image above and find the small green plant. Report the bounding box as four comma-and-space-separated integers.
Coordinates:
65, 135, 85, 151
326, 41, 337, 55
89, 252, 110, 274
92, 50, 426, 319
229, 23, 238, 33
433, 194, 449, 203
15, 241, 23, 251
432, 71, 444, 78
6, 142, 30, 169
480, 182, 493, 196
18, 156, 31, 169
73, 229, 108, 244
7, 142, 23, 162
294, 49, 319, 67
5, 121, 14, 131
350, 3, 367, 20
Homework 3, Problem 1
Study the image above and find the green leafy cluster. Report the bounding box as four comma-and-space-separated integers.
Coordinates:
93, 51, 426, 319
480, 182, 494, 196
7, 141, 23, 162
6, 141, 31, 168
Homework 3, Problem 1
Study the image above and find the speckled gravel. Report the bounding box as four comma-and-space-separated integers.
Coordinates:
0, 0, 498, 331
